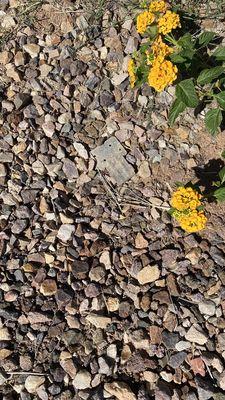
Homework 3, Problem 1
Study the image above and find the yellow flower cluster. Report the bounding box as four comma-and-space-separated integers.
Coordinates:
127, 59, 136, 88
171, 187, 207, 233
136, 10, 155, 34
171, 187, 202, 211
148, 59, 178, 91
177, 210, 207, 233
149, 0, 167, 13
158, 10, 181, 35
130, 1, 180, 91
152, 35, 173, 62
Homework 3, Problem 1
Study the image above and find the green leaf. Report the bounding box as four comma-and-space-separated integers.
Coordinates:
139, 43, 149, 54
175, 181, 184, 187
197, 66, 224, 86
221, 150, 225, 159
198, 31, 216, 46
181, 48, 195, 60
219, 166, 225, 184
178, 33, 195, 49
168, 98, 186, 125
214, 186, 225, 202
214, 180, 221, 187
176, 79, 199, 108
168, 207, 176, 216
215, 91, 225, 110
169, 53, 186, 63
213, 46, 225, 61
205, 108, 222, 136
147, 25, 158, 38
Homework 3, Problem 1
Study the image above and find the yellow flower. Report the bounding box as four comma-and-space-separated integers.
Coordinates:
128, 59, 136, 88
171, 187, 202, 211
149, 0, 167, 13
158, 10, 181, 35
137, 11, 155, 35
148, 58, 178, 92
151, 35, 173, 63
176, 210, 207, 233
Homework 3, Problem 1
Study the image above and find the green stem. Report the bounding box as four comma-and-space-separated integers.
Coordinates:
165, 33, 179, 47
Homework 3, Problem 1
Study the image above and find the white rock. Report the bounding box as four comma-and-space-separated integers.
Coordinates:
25, 376, 45, 393
99, 251, 111, 269
0, 163, 7, 177
125, 37, 137, 54
57, 224, 75, 242
86, 313, 111, 329
185, 325, 208, 345
32, 160, 45, 175
73, 370, 91, 389
60, 359, 77, 379
1, 15, 16, 29
0, 327, 11, 341
143, 371, 158, 383
107, 344, 117, 359
40, 64, 52, 77
58, 113, 70, 124
111, 73, 128, 86
42, 121, 55, 137
23, 44, 40, 58
105, 382, 137, 400
138, 161, 151, 180
219, 371, 225, 390
199, 300, 216, 316
175, 341, 191, 351
73, 142, 88, 159
137, 265, 160, 285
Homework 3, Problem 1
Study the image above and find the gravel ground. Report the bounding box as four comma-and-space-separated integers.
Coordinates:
1, 1, 225, 399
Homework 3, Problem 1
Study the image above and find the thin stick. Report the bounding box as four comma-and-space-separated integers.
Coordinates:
7, 372, 48, 376
97, 169, 123, 212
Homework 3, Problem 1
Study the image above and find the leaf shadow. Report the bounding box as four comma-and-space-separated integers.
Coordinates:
193, 158, 225, 197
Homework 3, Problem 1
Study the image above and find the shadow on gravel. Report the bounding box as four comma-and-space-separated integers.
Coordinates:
194, 158, 225, 195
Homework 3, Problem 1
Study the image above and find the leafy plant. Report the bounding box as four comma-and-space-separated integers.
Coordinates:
168, 33, 225, 135
212, 156, 225, 202
128, 0, 225, 135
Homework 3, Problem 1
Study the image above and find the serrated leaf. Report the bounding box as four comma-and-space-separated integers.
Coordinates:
214, 186, 225, 202
213, 46, 225, 61
219, 166, 225, 184
169, 53, 186, 63
215, 91, 225, 110
178, 33, 195, 49
198, 31, 216, 46
176, 79, 199, 108
168, 98, 186, 125
205, 108, 222, 136
197, 66, 224, 86
181, 48, 195, 60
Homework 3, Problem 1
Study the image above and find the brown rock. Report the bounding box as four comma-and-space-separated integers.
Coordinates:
86, 314, 111, 329
137, 265, 160, 285
185, 325, 208, 345
0, 327, 11, 341
6, 63, 21, 81
23, 44, 40, 58
105, 382, 137, 400
40, 279, 57, 296
135, 232, 148, 249
25, 376, 45, 394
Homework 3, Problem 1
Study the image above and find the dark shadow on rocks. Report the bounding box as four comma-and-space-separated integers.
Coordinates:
193, 158, 225, 196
